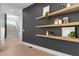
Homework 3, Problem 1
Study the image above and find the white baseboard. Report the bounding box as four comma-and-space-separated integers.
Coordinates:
22, 42, 71, 56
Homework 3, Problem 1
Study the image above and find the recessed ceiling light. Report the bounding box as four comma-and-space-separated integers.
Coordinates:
10, 9, 14, 11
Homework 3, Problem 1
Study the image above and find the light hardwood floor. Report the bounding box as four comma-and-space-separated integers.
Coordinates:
0, 39, 55, 56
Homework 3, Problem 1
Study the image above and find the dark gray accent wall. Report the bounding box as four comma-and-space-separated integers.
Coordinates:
23, 3, 79, 56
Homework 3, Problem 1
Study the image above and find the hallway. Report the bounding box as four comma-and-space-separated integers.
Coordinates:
7, 24, 18, 39
0, 39, 54, 56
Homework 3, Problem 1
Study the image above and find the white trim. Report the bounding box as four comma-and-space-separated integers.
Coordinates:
22, 42, 71, 56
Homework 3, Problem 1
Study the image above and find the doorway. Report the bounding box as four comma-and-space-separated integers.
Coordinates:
6, 14, 19, 39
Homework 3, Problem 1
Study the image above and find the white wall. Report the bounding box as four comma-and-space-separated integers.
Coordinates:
0, 4, 5, 40
0, 4, 1, 39
0, 4, 6, 49
0, 3, 33, 41
16, 10, 22, 40
0, 4, 23, 40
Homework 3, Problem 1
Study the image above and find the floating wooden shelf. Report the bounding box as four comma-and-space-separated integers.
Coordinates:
36, 22, 79, 28
36, 34, 79, 43
36, 4, 79, 20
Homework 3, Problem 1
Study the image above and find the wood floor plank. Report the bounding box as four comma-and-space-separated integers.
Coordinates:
0, 39, 55, 56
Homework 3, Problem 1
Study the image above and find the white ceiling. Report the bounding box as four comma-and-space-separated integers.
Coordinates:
1, 3, 33, 15
1, 3, 33, 9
